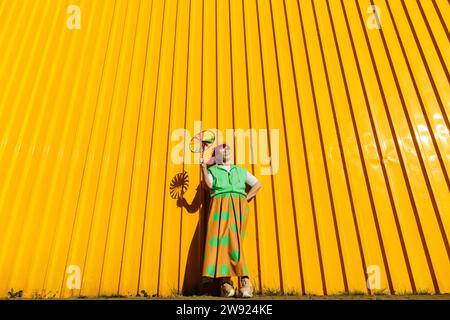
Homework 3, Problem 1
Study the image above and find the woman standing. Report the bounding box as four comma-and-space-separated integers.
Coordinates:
200, 144, 262, 298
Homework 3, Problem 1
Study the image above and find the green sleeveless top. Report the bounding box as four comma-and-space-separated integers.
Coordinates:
207, 165, 247, 197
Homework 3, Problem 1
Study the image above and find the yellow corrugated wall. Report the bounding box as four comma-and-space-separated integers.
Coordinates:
0, 0, 449, 298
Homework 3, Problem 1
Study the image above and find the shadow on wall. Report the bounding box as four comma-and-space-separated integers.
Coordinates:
169, 172, 221, 296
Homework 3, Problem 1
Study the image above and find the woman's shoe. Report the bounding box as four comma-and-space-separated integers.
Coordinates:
220, 282, 236, 298
238, 278, 253, 298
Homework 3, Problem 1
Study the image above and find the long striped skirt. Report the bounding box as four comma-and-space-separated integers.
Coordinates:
202, 192, 249, 278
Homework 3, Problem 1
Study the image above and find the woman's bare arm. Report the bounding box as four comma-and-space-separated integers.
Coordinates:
201, 162, 213, 189
246, 182, 261, 202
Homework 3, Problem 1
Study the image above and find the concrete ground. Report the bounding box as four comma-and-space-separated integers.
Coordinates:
8, 294, 444, 300
164, 294, 450, 300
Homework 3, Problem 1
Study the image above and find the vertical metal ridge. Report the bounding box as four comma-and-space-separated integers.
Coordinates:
241, 0, 263, 293
137, 0, 167, 295
280, 0, 306, 295
351, 0, 419, 293
295, 0, 328, 295
255, 0, 284, 292
58, 0, 122, 298
312, 0, 368, 293
268, 0, 304, 294
116, 0, 155, 296
361, 0, 440, 293
156, 0, 181, 296
339, 0, 413, 293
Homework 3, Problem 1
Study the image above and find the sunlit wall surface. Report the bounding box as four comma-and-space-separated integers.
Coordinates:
0, 0, 449, 297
